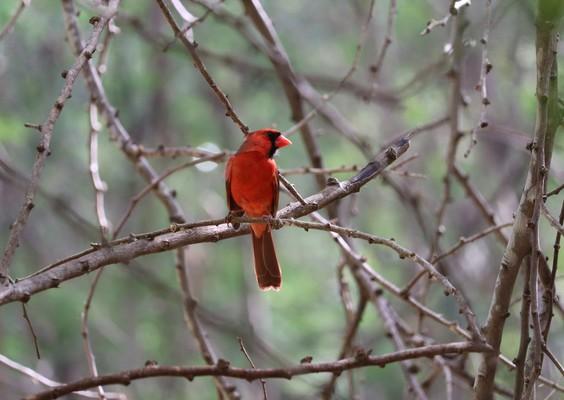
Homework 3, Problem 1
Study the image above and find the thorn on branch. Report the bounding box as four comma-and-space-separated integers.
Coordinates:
24, 122, 42, 132
89, 16, 101, 25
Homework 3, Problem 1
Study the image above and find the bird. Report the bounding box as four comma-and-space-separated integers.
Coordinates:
225, 128, 292, 290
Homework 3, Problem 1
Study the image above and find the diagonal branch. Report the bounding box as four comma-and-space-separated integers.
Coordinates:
155, 0, 248, 134
0, 14, 109, 285
0, 136, 410, 304
0, 0, 32, 42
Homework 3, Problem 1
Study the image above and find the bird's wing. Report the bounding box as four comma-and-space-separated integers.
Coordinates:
271, 169, 279, 216
225, 157, 242, 212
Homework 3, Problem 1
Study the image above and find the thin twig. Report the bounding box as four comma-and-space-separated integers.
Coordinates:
541, 202, 564, 236
464, 0, 493, 157
277, 173, 308, 206
113, 153, 225, 238
513, 259, 531, 399
545, 183, 564, 198
0, 0, 31, 42
542, 345, 564, 377
0, 354, 125, 399
237, 337, 268, 399
432, 222, 512, 264
155, 0, 248, 134
81, 269, 107, 400
21, 303, 41, 359
368, 0, 397, 86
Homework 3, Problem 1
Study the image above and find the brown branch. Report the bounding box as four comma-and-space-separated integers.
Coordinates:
241, 0, 329, 189
61, 2, 240, 398
464, 0, 493, 157
25, 342, 491, 400
453, 166, 510, 245
513, 260, 531, 399
21, 303, 40, 359
368, 0, 397, 83
155, 0, 248, 134
545, 183, 564, 198
307, 213, 483, 342
174, 248, 239, 398
542, 202, 564, 235
473, 1, 562, 397
0, 156, 98, 237
81, 269, 107, 400
119, 14, 400, 106
420, 0, 470, 35
320, 294, 367, 399
277, 173, 308, 206
0, 353, 125, 399
432, 222, 513, 264
237, 337, 268, 399
0, 135, 410, 304
0, 14, 109, 285
542, 345, 564, 377
113, 153, 226, 237
373, 296, 428, 400
541, 199, 563, 364
0, 0, 31, 42
431, 9, 467, 259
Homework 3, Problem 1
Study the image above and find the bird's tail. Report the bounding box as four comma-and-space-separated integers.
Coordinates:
251, 226, 282, 291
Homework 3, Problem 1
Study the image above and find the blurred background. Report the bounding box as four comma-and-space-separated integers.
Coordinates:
0, 0, 562, 399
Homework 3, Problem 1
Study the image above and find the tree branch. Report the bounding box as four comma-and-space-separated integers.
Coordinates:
0, 13, 109, 285
25, 342, 492, 400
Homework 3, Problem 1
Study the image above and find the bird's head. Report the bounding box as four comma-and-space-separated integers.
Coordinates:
240, 129, 292, 158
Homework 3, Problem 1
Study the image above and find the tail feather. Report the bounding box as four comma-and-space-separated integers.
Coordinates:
251, 228, 282, 290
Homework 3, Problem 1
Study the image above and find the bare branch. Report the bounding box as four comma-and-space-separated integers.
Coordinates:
155, 0, 248, 134
0, 0, 31, 42
368, 0, 397, 83
238, 337, 268, 399
0, 14, 109, 285
465, 0, 493, 157
432, 222, 513, 264
473, 1, 562, 396
0, 353, 125, 399
25, 342, 492, 400
81, 269, 107, 400
0, 135, 410, 304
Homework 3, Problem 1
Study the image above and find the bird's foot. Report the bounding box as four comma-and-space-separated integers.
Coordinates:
225, 210, 244, 229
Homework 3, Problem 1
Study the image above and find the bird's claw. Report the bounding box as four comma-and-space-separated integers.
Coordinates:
225, 210, 244, 229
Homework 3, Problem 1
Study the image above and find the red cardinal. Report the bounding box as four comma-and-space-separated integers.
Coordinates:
225, 129, 292, 290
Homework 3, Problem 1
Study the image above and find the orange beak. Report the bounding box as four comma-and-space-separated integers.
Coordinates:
275, 135, 292, 148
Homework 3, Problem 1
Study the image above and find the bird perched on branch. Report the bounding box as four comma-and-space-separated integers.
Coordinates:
225, 129, 292, 290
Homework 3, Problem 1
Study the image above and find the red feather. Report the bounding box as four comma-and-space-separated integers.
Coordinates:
225, 129, 291, 290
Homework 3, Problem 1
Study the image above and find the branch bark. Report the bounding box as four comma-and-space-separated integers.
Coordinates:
0, 136, 410, 305
26, 341, 491, 400
0, 14, 109, 285
473, 1, 562, 398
